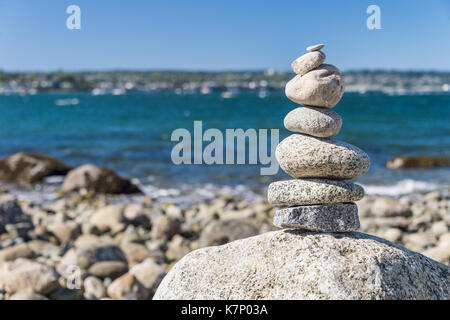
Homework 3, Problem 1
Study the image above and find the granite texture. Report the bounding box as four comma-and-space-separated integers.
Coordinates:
291, 51, 326, 76
276, 134, 370, 180
268, 179, 364, 206
284, 106, 342, 137
285, 64, 345, 108
273, 203, 360, 232
154, 230, 450, 300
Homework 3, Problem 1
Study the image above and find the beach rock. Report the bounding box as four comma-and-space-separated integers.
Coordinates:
107, 273, 149, 300
46, 220, 81, 244
0, 152, 71, 184
0, 243, 34, 263
268, 179, 364, 206
274, 203, 360, 232
120, 242, 152, 267
423, 233, 450, 264
154, 230, 450, 300
382, 228, 403, 243
9, 292, 49, 300
276, 134, 370, 179
371, 197, 412, 217
307, 44, 325, 52
291, 51, 326, 76
165, 235, 191, 261
88, 261, 128, 279
284, 106, 342, 137
123, 204, 151, 228
83, 276, 106, 300
48, 287, 83, 300
90, 205, 125, 234
386, 155, 450, 169
57, 244, 127, 277
0, 258, 59, 295
285, 64, 345, 108
27, 240, 61, 258
129, 258, 166, 293
0, 194, 31, 233
61, 164, 141, 194
151, 215, 182, 240
405, 233, 437, 252
199, 219, 259, 247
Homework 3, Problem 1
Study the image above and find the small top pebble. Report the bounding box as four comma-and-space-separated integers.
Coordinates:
307, 44, 325, 52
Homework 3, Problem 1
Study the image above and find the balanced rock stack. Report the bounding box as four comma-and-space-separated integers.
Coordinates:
268, 44, 370, 232
154, 44, 450, 300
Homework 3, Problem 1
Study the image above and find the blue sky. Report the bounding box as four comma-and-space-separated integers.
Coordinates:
0, 0, 449, 72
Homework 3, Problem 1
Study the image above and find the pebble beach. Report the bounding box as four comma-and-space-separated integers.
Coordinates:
0, 177, 449, 300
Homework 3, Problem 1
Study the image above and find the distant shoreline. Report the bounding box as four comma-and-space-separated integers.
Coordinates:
1, 70, 449, 95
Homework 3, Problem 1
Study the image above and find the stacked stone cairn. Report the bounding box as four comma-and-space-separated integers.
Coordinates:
268, 44, 370, 232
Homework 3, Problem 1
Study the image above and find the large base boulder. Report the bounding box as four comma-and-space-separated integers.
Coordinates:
61, 164, 141, 194
154, 230, 450, 300
0, 152, 71, 184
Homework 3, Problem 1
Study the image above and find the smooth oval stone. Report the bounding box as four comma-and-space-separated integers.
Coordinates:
291, 51, 326, 76
273, 203, 360, 232
285, 64, 345, 108
268, 179, 364, 206
307, 44, 324, 52
284, 106, 342, 137
276, 134, 370, 179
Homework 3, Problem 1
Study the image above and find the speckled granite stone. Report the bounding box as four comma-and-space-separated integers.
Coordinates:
273, 203, 360, 232
268, 179, 364, 206
284, 106, 342, 137
154, 230, 450, 299
285, 64, 345, 108
276, 134, 370, 179
307, 44, 325, 52
291, 51, 326, 76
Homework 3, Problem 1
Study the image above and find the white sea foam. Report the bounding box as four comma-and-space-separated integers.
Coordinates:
55, 98, 79, 106
359, 179, 441, 197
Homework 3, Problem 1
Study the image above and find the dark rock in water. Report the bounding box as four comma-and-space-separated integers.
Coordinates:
0, 194, 32, 234
61, 164, 141, 194
386, 155, 450, 169
0, 152, 71, 184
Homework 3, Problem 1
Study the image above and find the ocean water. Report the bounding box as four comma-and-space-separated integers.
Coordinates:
0, 92, 449, 198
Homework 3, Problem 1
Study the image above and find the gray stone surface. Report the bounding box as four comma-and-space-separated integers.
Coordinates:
273, 203, 360, 232
268, 179, 364, 206
0, 194, 31, 233
284, 106, 342, 137
154, 230, 450, 300
0, 152, 71, 185
276, 134, 370, 179
0, 258, 60, 295
291, 51, 326, 76
307, 44, 325, 52
285, 64, 345, 108
62, 164, 141, 194
9, 292, 49, 300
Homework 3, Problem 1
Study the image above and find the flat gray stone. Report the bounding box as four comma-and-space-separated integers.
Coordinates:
284, 106, 342, 137
285, 64, 345, 108
276, 134, 370, 180
291, 51, 326, 76
268, 179, 364, 206
273, 203, 360, 232
154, 230, 450, 300
307, 44, 324, 52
